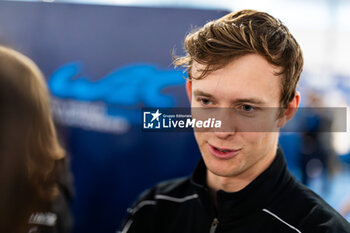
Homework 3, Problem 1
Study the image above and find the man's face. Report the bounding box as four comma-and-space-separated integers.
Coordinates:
190, 54, 284, 179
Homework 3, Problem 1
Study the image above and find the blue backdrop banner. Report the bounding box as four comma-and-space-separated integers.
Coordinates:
0, 2, 228, 232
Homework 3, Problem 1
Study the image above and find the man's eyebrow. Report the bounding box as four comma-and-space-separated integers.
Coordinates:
193, 90, 265, 105
232, 98, 265, 105
193, 90, 213, 98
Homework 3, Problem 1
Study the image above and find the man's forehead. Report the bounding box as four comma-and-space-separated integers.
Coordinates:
190, 61, 218, 79
190, 55, 282, 79
189, 54, 282, 106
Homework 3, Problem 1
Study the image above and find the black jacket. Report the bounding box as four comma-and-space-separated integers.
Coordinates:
27, 158, 74, 233
119, 147, 350, 233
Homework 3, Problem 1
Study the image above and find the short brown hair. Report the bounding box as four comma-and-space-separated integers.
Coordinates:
174, 9, 303, 108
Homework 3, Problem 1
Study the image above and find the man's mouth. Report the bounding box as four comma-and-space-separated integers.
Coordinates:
214, 147, 233, 153
208, 144, 241, 159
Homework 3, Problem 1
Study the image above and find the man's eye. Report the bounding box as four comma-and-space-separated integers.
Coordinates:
241, 104, 255, 112
198, 98, 212, 105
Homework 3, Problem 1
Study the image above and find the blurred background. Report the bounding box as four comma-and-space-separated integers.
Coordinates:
0, 0, 349, 232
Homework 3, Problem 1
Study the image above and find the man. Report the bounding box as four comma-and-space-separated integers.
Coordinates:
119, 9, 350, 233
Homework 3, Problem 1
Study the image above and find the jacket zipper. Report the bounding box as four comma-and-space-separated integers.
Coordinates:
209, 218, 219, 233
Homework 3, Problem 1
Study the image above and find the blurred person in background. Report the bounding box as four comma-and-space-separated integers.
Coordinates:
119, 10, 350, 233
0, 46, 73, 233
341, 198, 350, 219
298, 91, 336, 195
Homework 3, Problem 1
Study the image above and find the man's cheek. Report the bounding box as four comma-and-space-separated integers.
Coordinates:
194, 132, 208, 145
240, 132, 262, 145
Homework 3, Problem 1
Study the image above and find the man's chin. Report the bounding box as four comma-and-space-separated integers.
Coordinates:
203, 156, 242, 177
207, 167, 241, 178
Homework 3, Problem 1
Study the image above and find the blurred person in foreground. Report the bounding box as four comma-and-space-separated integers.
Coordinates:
119, 10, 350, 233
0, 46, 73, 233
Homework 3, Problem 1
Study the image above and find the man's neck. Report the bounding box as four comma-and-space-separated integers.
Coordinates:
206, 146, 277, 193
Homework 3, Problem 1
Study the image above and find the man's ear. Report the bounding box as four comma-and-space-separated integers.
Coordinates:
186, 80, 192, 102
277, 91, 300, 128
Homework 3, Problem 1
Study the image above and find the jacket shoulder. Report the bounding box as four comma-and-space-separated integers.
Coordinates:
134, 176, 194, 203
269, 179, 350, 233
118, 177, 196, 233
295, 185, 350, 232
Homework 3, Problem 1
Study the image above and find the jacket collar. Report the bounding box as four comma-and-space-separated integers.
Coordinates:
190, 146, 294, 223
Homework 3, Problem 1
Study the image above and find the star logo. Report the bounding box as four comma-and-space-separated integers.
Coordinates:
143, 109, 163, 129
150, 109, 162, 122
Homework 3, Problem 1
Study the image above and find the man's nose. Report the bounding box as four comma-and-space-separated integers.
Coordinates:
213, 108, 237, 138
213, 130, 235, 140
